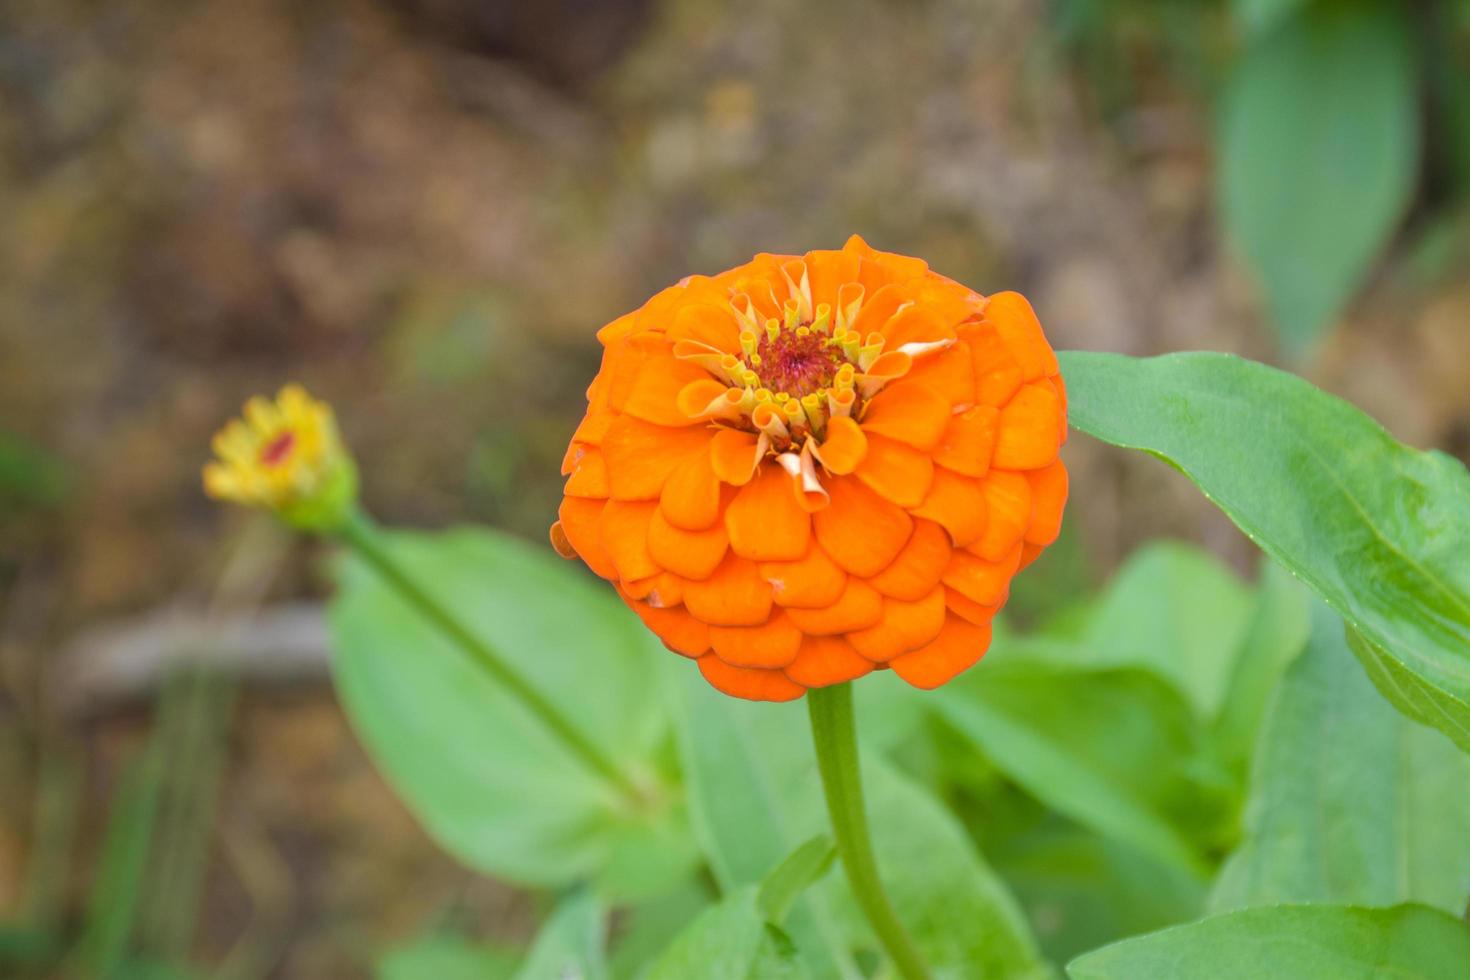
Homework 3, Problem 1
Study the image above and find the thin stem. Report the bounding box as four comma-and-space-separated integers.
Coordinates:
336, 508, 640, 800
807, 683, 929, 980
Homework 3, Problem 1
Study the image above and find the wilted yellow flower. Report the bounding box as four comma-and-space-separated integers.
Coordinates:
203, 384, 357, 531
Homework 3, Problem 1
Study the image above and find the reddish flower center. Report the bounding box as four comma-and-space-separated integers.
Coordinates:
259, 431, 296, 467
755, 327, 843, 398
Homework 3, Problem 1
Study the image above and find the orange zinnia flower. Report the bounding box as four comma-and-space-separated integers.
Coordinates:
552, 236, 1067, 701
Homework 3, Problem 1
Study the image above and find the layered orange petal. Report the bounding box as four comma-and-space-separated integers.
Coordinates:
846, 586, 947, 662
602, 415, 711, 500
1025, 459, 1068, 546
698, 655, 805, 702
682, 552, 774, 627
890, 615, 992, 689
855, 434, 934, 508
785, 578, 883, 634
859, 381, 951, 450
784, 635, 873, 687
994, 382, 1062, 470
867, 519, 951, 600
626, 598, 710, 658
647, 506, 729, 580
709, 610, 803, 668
557, 496, 616, 580
813, 477, 912, 577
975, 471, 1032, 561
942, 544, 1022, 607
933, 406, 998, 478
761, 545, 848, 609
660, 446, 724, 531
725, 466, 811, 561
910, 468, 987, 548
599, 500, 659, 582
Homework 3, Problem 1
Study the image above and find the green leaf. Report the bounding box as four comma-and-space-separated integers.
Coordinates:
329, 527, 695, 896
1211, 600, 1470, 915
675, 676, 1048, 978
835, 759, 1051, 980
511, 891, 608, 980
1076, 542, 1255, 719
1231, 0, 1308, 37
1059, 351, 1470, 752
1219, 2, 1418, 350
375, 935, 519, 980
644, 888, 806, 980
1209, 559, 1311, 775
995, 827, 1206, 968
935, 654, 1215, 876
757, 837, 836, 926
1066, 904, 1470, 980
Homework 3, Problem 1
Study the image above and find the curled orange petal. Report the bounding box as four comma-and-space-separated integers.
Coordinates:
812, 416, 868, 475
709, 428, 764, 486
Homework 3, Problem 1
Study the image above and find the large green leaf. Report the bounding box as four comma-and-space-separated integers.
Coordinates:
935, 650, 1219, 876
1219, 2, 1418, 350
676, 676, 1048, 979
1075, 542, 1254, 719
1211, 600, 1470, 915
511, 891, 608, 980
995, 827, 1206, 968
329, 527, 695, 895
1209, 559, 1310, 776
1059, 351, 1470, 751
644, 888, 805, 980
1066, 904, 1470, 980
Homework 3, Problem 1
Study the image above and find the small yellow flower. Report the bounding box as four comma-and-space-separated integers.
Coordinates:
203, 384, 358, 531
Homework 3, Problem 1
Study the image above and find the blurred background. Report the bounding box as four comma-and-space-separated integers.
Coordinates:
2, 0, 1468, 976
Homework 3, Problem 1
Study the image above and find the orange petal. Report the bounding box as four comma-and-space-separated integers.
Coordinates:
983, 292, 1058, 381
623, 355, 712, 427
761, 545, 848, 609
625, 597, 710, 658
784, 635, 873, 687
1052, 373, 1069, 445
976, 471, 1033, 561
910, 468, 988, 548
724, 466, 812, 561
965, 323, 1024, 408
813, 416, 868, 475
889, 616, 993, 689
849, 283, 909, 338
859, 380, 951, 450
660, 445, 725, 531
785, 578, 883, 635
669, 303, 741, 352
942, 544, 1022, 607
549, 521, 576, 559
563, 445, 609, 497
621, 571, 683, 608
903, 342, 975, 408
697, 655, 805, 702
603, 415, 711, 500
557, 497, 617, 579
945, 587, 1000, 627
648, 506, 729, 580
571, 406, 614, 447
813, 476, 913, 577
599, 500, 659, 582
994, 382, 1062, 470
846, 586, 948, 662
933, 405, 998, 478
710, 428, 764, 486
854, 434, 933, 508
1024, 460, 1068, 546
709, 610, 802, 668
682, 552, 774, 627
882, 304, 954, 350
804, 249, 861, 309
1018, 542, 1045, 571
868, 519, 951, 600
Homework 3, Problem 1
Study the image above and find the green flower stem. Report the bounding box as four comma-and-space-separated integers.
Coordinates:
807, 682, 929, 980
335, 508, 641, 801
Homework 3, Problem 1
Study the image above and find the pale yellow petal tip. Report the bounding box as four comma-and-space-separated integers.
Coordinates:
204, 384, 358, 532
